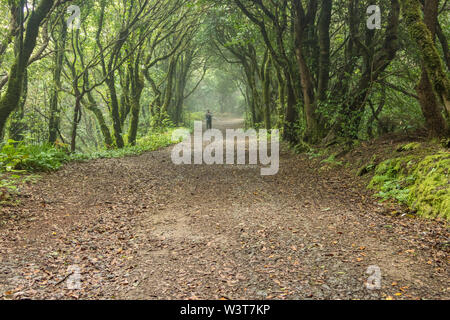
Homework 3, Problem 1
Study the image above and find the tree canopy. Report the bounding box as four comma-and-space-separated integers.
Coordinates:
0, 0, 448, 152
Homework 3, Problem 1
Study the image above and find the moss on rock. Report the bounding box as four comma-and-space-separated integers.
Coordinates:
369, 151, 450, 220
408, 152, 450, 219
369, 156, 417, 188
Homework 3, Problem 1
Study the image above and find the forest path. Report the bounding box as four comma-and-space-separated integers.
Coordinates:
0, 117, 448, 300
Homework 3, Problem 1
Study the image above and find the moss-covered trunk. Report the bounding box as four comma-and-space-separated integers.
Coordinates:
403, 0, 449, 136
84, 92, 114, 148
162, 57, 176, 115
49, 16, 68, 144
317, 0, 332, 102
242, 64, 258, 126
70, 96, 82, 152
261, 52, 272, 130
0, 0, 54, 138
282, 75, 299, 143
128, 74, 144, 146
293, 6, 319, 143
106, 76, 125, 148
402, 0, 450, 133
8, 69, 27, 141
275, 67, 286, 128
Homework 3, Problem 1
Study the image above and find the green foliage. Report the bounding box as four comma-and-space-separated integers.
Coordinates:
0, 129, 181, 203
0, 174, 39, 204
71, 128, 180, 161
292, 140, 311, 154
0, 140, 70, 173
321, 154, 343, 166
184, 111, 205, 130
408, 152, 450, 219
306, 148, 326, 159
369, 151, 450, 220
369, 156, 417, 203
0, 176, 19, 197
1, 130, 181, 171
371, 173, 415, 204
189, 112, 205, 122
357, 162, 376, 176
396, 142, 421, 152
150, 112, 174, 130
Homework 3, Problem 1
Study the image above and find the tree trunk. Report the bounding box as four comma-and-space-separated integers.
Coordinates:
282, 75, 298, 143
49, 17, 67, 144
275, 67, 286, 128
262, 52, 272, 130
404, 0, 448, 136
243, 65, 258, 125
293, 0, 320, 143
106, 77, 125, 148
8, 70, 27, 141
0, 0, 54, 137
70, 97, 82, 152
158, 56, 176, 126
402, 0, 450, 124
84, 92, 114, 148
317, 0, 332, 102
128, 78, 144, 146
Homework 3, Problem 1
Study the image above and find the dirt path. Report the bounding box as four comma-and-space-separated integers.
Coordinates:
0, 118, 448, 300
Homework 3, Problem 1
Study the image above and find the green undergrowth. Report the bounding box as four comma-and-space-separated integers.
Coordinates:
1, 129, 180, 173
71, 129, 180, 161
320, 154, 343, 166
303, 145, 347, 170
0, 174, 39, 204
184, 111, 205, 130
0, 129, 181, 203
0, 140, 69, 173
369, 143, 449, 220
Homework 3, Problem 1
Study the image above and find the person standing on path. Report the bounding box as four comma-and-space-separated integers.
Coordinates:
206, 110, 213, 130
